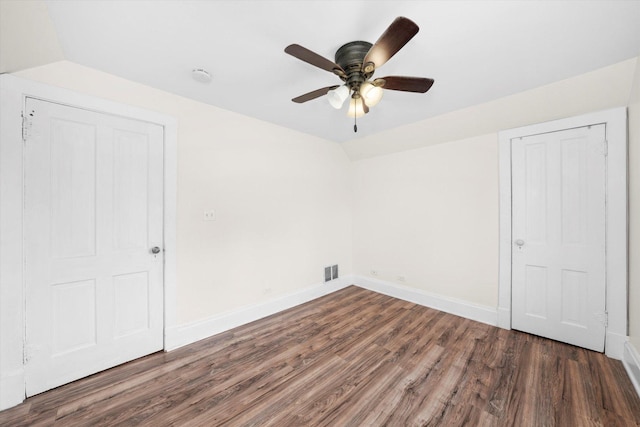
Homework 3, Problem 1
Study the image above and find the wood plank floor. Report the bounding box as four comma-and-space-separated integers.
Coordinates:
2, 286, 639, 426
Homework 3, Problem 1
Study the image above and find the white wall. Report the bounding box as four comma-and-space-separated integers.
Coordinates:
353, 134, 498, 308
15, 61, 353, 324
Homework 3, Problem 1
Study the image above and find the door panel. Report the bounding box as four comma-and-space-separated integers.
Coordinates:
524, 265, 547, 318
113, 272, 150, 338
50, 119, 97, 258
511, 125, 606, 352
561, 139, 588, 245
51, 279, 97, 356
560, 269, 587, 327
113, 129, 149, 250
24, 98, 164, 396
524, 143, 547, 243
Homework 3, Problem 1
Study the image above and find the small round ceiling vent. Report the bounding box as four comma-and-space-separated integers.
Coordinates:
192, 68, 212, 83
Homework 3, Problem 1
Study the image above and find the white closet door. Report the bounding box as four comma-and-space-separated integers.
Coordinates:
511, 125, 606, 352
24, 98, 164, 396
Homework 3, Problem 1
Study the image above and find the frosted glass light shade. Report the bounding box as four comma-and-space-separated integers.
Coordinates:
327, 85, 349, 109
360, 81, 383, 107
347, 97, 366, 118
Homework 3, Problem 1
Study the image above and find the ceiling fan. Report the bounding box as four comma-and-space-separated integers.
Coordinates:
285, 16, 434, 132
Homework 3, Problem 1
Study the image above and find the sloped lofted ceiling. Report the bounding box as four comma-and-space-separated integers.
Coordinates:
36, 1, 640, 142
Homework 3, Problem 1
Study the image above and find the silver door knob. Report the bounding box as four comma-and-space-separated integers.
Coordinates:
514, 239, 525, 247
151, 246, 161, 254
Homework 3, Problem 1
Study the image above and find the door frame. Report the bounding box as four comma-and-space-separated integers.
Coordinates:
498, 107, 627, 359
0, 74, 177, 410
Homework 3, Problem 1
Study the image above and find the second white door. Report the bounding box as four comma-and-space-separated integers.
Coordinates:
24, 98, 165, 396
511, 124, 606, 352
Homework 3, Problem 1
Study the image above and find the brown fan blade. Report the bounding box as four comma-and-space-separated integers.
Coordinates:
363, 17, 419, 72
376, 76, 434, 93
285, 44, 345, 76
292, 85, 340, 103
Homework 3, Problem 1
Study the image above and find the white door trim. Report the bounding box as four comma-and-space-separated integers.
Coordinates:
0, 74, 177, 410
498, 107, 628, 359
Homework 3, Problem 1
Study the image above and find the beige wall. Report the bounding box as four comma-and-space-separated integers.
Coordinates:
629, 57, 640, 349
344, 58, 637, 161
5, 0, 639, 339
0, 0, 64, 73
15, 61, 353, 324
351, 57, 638, 312
353, 134, 499, 307
14, 55, 639, 326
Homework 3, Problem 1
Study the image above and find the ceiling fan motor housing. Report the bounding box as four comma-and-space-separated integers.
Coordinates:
335, 41, 373, 91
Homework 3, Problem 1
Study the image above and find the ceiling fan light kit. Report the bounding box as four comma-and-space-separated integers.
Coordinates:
347, 97, 366, 118
327, 85, 350, 109
360, 81, 384, 107
284, 16, 434, 132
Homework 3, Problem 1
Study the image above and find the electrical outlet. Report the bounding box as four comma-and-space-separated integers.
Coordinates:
397, 275, 406, 282
203, 210, 216, 221
371, 269, 378, 276
324, 266, 332, 282
331, 264, 338, 280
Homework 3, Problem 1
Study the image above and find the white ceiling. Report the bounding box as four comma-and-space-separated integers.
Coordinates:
43, 0, 640, 143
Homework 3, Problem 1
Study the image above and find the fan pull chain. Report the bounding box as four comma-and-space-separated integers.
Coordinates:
353, 93, 358, 132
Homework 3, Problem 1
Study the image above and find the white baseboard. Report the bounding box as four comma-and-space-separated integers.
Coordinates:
352, 275, 498, 326
164, 276, 353, 351
623, 341, 640, 398
164, 275, 499, 352
0, 369, 24, 411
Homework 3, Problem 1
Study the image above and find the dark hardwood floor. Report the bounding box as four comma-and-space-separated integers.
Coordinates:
2, 286, 639, 426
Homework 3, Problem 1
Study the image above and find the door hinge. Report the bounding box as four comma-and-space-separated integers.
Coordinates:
21, 108, 36, 142
22, 112, 34, 142
595, 311, 608, 328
